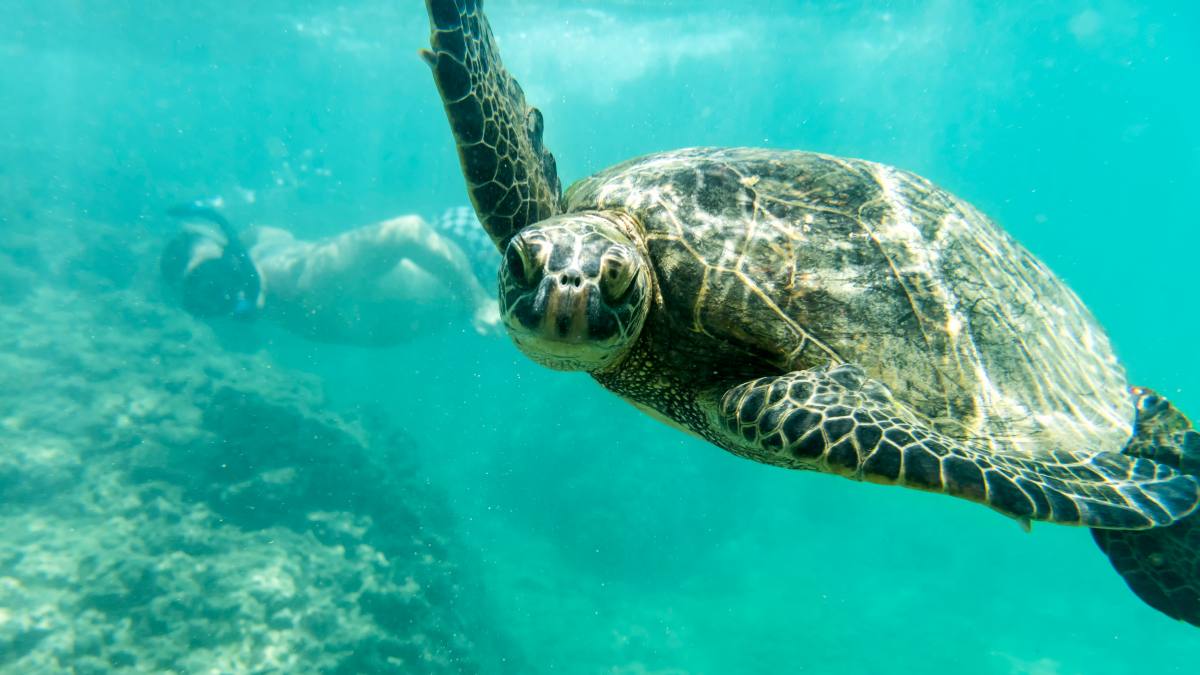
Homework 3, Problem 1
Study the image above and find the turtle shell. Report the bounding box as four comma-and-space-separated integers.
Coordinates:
566, 147, 1131, 455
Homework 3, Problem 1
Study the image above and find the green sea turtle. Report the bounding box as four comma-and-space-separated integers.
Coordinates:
422, 0, 1200, 625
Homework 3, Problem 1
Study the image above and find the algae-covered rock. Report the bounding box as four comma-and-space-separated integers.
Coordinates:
0, 219, 516, 673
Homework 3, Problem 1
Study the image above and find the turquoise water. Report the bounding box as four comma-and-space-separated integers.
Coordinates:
2, 1, 1199, 672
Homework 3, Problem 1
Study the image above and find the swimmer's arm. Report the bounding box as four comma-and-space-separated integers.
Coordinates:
320, 216, 485, 292
255, 216, 500, 337
350, 216, 500, 334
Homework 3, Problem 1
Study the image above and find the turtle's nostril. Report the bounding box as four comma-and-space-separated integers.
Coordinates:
560, 273, 583, 288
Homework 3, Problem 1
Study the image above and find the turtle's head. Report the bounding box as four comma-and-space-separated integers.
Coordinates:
499, 211, 652, 372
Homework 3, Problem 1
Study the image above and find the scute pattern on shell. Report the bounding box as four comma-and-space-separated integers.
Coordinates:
568, 147, 1132, 458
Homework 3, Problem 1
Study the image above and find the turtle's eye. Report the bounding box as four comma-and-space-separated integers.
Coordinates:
504, 238, 541, 288
599, 248, 636, 304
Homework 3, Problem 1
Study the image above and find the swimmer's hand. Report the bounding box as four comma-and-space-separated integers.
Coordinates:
472, 299, 502, 336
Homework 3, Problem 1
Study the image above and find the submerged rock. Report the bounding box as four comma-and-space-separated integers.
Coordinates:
0, 219, 517, 673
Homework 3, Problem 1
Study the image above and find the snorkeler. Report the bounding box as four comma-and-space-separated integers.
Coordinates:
161, 202, 500, 346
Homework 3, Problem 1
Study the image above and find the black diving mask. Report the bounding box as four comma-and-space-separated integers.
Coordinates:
161, 204, 261, 320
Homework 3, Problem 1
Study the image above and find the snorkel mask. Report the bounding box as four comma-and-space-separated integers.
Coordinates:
161, 203, 262, 321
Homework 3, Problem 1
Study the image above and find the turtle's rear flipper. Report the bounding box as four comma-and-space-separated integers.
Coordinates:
1093, 387, 1200, 626
423, 0, 562, 250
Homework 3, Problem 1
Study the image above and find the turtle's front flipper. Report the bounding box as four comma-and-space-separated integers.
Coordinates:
1093, 387, 1200, 627
423, 0, 562, 250
717, 365, 1200, 529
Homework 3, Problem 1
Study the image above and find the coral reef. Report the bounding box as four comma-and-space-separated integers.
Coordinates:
0, 217, 513, 673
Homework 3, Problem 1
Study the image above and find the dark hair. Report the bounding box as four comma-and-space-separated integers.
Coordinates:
161, 206, 261, 320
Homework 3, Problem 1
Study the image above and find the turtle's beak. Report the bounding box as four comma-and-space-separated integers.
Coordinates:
522, 271, 614, 345
503, 270, 624, 371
